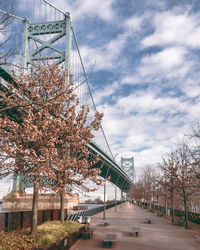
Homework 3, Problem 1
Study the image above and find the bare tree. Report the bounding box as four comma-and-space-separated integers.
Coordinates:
188, 123, 200, 184
140, 165, 156, 211
158, 163, 168, 217
153, 174, 163, 216
129, 180, 145, 204
174, 141, 198, 229
159, 152, 178, 223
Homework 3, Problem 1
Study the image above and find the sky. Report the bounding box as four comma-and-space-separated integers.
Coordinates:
1, 0, 200, 200
51, 0, 200, 174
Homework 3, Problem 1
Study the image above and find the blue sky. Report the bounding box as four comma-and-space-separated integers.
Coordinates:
1, 0, 200, 200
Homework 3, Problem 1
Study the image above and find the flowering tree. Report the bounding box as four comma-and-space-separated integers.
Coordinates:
0, 65, 103, 235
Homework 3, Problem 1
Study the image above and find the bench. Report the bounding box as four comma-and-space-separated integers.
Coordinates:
103, 219, 109, 226
82, 216, 91, 224
131, 227, 141, 237
177, 217, 185, 226
83, 223, 90, 232
104, 234, 117, 248
82, 228, 94, 239
146, 218, 151, 224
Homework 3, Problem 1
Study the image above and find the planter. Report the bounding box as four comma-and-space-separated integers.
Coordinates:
32, 227, 83, 250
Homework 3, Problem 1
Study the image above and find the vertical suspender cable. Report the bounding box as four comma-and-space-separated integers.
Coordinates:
71, 27, 114, 160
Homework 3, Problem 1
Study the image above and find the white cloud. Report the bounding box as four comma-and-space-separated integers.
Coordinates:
125, 16, 143, 32
93, 81, 119, 104
51, 0, 115, 21
121, 75, 141, 85
96, 85, 200, 172
141, 10, 200, 48
124, 46, 194, 85
138, 46, 193, 80
79, 32, 129, 71
141, 47, 187, 70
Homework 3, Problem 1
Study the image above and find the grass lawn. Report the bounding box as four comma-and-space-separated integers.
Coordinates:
0, 220, 82, 250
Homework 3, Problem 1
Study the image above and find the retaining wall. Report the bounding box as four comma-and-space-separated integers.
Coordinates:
0, 201, 123, 232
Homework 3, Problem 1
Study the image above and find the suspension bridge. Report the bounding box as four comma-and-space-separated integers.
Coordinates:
0, 0, 135, 195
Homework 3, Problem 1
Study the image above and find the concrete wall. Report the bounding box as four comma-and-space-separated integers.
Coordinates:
2, 192, 79, 210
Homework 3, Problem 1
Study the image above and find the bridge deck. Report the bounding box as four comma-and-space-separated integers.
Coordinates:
71, 203, 200, 250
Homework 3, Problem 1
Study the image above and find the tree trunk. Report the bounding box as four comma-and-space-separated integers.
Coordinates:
60, 187, 66, 225
152, 191, 155, 212
171, 190, 174, 224
31, 182, 39, 236
157, 195, 159, 216
164, 187, 167, 217
183, 192, 189, 229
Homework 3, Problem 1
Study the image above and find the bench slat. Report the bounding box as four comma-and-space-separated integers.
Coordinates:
104, 234, 117, 242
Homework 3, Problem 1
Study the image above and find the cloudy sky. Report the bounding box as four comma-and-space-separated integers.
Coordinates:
1, 0, 200, 200
50, 0, 200, 174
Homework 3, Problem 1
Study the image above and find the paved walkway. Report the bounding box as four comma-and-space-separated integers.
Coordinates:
71, 203, 200, 250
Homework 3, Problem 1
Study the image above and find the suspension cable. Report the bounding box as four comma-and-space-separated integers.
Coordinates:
71, 26, 114, 160
0, 9, 24, 21
42, 0, 65, 15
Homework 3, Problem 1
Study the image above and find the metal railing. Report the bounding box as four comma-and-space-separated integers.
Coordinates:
137, 201, 200, 225
67, 201, 124, 221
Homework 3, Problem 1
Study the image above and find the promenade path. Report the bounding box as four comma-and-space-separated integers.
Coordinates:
71, 203, 200, 250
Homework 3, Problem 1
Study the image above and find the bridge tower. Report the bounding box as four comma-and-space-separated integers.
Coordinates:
121, 157, 135, 184
22, 12, 71, 84
12, 6, 72, 193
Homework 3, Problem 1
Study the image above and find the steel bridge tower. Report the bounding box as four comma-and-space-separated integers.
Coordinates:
11, 6, 72, 193
121, 157, 135, 184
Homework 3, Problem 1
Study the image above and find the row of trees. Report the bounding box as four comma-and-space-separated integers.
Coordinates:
0, 65, 104, 235
131, 125, 200, 229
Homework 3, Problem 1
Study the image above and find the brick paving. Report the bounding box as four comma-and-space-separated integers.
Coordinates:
71, 203, 200, 250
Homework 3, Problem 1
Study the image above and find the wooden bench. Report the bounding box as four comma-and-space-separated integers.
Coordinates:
131, 227, 141, 237
103, 219, 109, 226
104, 234, 117, 248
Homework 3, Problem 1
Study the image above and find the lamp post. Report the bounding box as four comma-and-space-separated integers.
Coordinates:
103, 180, 106, 220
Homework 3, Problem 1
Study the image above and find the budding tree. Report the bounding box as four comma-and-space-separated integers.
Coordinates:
0, 65, 103, 235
